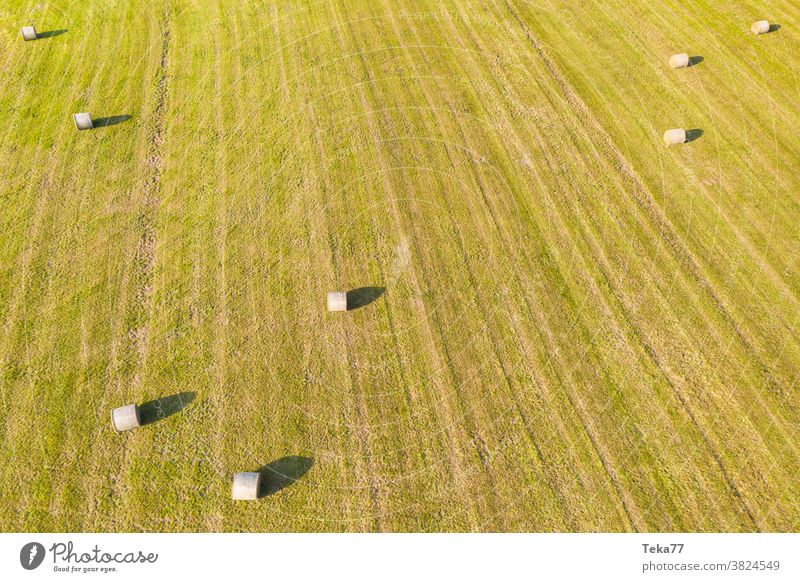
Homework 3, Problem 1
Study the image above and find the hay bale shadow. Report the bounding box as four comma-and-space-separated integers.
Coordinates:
37, 29, 68, 39
687, 56, 704, 67
768, 24, 780, 33
138, 391, 196, 425
93, 114, 132, 128
685, 128, 704, 143
258, 456, 314, 497
346, 286, 386, 310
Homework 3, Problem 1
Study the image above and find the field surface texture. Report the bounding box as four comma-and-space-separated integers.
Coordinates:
1, 0, 799, 532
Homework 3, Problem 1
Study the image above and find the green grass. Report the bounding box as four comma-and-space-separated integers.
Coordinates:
0, 0, 798, 532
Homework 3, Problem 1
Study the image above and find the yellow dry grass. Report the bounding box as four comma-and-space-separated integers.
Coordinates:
0, 0, 798, 531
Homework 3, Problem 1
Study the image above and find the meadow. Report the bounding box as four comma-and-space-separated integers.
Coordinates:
0, 0, 798, 531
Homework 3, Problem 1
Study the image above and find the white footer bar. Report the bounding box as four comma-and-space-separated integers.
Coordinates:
1, 533, 797, 581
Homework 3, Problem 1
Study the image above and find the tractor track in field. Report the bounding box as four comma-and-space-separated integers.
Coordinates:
83, 6, 172, 526
130, 6, 171, 376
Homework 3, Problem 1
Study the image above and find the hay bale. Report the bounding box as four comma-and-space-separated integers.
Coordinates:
669, 53, 689, 69
21, 26, 37, 41
751, 20, 770, 34
111, 404, 141, 433
663, 128, 686, 146
232, 472, 261, 500
73, 113, 93, 130
327, 291, 347, 312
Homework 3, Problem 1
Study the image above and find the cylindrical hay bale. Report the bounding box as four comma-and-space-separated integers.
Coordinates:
663, 128, 686, 146
111, 404, 141, 433
73, 112, 93, 130
751, 20, 770, 35
232, 472, 261, 500
669, 53, 690, 69
327, 291, 347, 312
21, 26, 37, 41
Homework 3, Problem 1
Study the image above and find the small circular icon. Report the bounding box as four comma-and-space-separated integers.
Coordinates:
20, 542, 46, 570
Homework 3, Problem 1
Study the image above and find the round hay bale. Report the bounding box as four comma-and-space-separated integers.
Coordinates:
21, 26, 37, 41
669, 53, 689, 69
73, 112, 93, 130
663, 128, 686, 146
751, 20, 770, 34
327, 291, 347, 312
111, 404, 141, 433
232, 472, 261, 500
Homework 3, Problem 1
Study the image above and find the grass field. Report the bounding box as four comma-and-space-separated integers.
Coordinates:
0, 0, 798, 532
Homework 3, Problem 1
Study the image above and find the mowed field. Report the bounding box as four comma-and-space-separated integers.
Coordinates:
1, 0, 799, 532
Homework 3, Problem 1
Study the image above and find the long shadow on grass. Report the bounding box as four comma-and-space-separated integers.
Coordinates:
258, 456, 314, 497
346, 286, 385, 310
685, 129, 704, 143
37, 29, 68, 39
687, 56, 704, 67
769, 24, 781, 33
93, 114, 132, 128
139, 391, 196, 425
